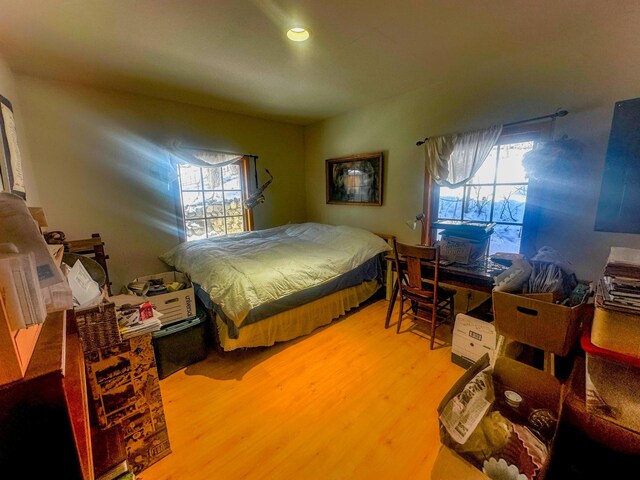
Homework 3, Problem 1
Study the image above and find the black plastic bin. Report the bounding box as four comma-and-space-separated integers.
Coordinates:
152, 311, 207, 379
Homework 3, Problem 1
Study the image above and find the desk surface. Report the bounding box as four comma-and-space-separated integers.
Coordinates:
386, 255, 506, 292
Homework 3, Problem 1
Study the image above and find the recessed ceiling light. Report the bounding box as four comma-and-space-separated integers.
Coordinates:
287, 27, 310, 42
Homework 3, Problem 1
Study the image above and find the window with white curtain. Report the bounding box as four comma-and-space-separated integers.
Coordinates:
177, 161, 248, 240
435, 138, 537, 254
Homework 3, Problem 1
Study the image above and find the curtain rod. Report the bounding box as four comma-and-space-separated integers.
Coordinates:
415, 109, 569, 146
169, 142, 258, 159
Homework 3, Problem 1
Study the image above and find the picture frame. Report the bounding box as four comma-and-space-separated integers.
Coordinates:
0, 94, 26, 199
326, 152, 383, 206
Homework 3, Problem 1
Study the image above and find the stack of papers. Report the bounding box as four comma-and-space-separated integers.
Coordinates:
598, 247, 640, 314
117, 304, 162, 340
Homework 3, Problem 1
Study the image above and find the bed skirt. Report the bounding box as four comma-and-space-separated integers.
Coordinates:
216, 280, 380, 351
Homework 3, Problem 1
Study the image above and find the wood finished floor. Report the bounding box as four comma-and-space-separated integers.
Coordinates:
139, 299, 464, 480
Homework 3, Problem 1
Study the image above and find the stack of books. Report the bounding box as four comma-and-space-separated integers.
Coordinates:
597, 247, 640, 313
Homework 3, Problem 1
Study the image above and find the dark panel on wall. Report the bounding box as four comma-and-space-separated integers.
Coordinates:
595, 97, 640, 233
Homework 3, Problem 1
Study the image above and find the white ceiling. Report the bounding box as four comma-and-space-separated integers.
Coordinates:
0, 0, 638, 124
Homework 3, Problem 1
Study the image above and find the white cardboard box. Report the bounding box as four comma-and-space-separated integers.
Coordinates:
128, 271, 195, 325
451, 314, 497, 369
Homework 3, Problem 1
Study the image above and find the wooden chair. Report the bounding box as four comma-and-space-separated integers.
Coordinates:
393, 242, 456, 349
64, 233, 112, 296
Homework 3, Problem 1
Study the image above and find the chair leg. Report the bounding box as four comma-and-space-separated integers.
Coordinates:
396, 297, 404, 334
429, 305, 437, 350
385, 280, 399, 329
449, 296, 456, 333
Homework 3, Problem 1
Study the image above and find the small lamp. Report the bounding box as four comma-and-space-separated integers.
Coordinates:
406, 213, 425, 231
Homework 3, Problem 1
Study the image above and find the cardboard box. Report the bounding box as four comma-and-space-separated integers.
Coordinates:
581, 321, 640, 434
451, 314, 497, 369
129, 271, 195, 325
492, 290, 588, 356
433, 355, 562, 480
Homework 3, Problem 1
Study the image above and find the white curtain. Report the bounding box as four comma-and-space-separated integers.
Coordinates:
167, 141, 243, 168
424, 124, 503, 188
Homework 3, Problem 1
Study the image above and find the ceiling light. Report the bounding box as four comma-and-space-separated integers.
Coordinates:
287, 27, 310, 42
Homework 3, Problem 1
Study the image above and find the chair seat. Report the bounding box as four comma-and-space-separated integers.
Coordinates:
403, 285, 456, 302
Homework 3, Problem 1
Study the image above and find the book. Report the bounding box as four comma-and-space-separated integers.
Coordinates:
604, 247, 640, 278
607, 247, 640, 267
597, 277, 640, 313
603, 275, 640, 298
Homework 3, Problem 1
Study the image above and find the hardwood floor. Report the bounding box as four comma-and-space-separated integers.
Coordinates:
140, 299, 464, 480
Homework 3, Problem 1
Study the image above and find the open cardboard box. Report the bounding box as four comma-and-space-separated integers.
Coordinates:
432, 355, 563, 480
127, 271, 195, 325
492, 290, 589, 356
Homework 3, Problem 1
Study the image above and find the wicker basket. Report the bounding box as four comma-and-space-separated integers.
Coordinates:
75, 301, 122, 352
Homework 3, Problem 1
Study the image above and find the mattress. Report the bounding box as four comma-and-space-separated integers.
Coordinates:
160, 223, 391, 331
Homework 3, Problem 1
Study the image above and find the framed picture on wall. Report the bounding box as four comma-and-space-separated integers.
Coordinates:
0, 95, 26, 199
326, 152, 383, 206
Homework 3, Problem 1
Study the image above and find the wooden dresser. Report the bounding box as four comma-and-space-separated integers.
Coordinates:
0, 310, 93, 479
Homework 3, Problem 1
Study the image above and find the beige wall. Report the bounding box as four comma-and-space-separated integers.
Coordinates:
305, 53, 640, 282
16, 76, 305, 291
0, 57, 40, 205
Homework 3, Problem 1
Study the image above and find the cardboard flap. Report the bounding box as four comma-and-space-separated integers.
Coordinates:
431, 446, 487, 480
493, 356, 562, 412
437, 353, 490, 415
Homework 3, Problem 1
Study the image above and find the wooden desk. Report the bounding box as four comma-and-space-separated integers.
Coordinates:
384, 255, 506, 328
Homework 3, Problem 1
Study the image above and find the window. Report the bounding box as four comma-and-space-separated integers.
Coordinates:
177, 160, 250, 240
434, 139, 537, 254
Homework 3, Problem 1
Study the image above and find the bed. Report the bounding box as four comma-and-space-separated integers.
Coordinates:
159, 223, 391, 350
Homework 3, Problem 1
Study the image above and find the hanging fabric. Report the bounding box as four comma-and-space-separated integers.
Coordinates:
167, 141, 243, 168
424, 124, 503, 188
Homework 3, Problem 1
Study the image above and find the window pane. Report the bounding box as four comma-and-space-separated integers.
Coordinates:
438, 187, 464, 220
489, 224, 522, 254
185, 219, 206, 241
463, 185, 493, 222
496, 141, 533, 183
179, 164, 202, 190
206, 218, 226, 237
179, 162, 247, 241
182, 192, 204, 219
226, 216, 245, 234
222, 164, 241, 190
202, 167, 222, 190
224, 191, 243, 216
204, 191, 224, 217
495, 185, 528, 224
469, 146, 498, 184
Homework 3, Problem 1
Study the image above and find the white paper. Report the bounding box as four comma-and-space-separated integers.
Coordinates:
68, 259, 101, 307
439, 366, 494, 444
0, 103, 25, 195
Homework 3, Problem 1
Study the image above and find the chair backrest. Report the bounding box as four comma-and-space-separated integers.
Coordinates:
394, 242, 441, 296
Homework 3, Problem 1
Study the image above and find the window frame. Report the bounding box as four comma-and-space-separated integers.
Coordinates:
173, 155, 254, 242
423, 122, 552, 255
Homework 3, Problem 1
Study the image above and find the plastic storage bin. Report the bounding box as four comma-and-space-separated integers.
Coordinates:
152, 310, 207, 379
581, 320, 640, 433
